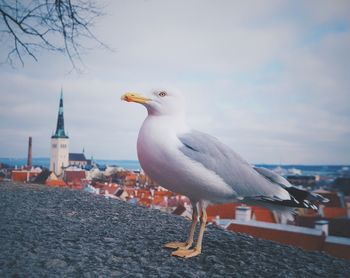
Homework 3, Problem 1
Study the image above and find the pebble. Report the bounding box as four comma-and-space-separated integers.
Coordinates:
45, 259, 67, 269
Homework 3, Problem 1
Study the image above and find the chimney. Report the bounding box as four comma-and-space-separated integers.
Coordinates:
236, 206, 251, 221
315, 220, 329, 236
319, 205, 325, 217
27, 136, 32, 169
215, 215, 221, 225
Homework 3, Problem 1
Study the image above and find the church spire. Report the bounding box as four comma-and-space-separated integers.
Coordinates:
52, 89, 69, 138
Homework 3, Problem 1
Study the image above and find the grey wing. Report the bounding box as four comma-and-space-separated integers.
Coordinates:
178, 130, 290, 200
253, 166, 329, 205
253, 166, 292, 188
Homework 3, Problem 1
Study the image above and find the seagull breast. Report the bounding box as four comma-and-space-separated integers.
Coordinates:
137, 114, 237, 203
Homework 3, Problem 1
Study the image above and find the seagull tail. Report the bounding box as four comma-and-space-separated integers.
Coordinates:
241, 186, 329, 221
251, 166, 329, 219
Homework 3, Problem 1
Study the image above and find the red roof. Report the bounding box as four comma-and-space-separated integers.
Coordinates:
207, 203, 239, 219
64, 171, 86, 183
227, 222, 324, 251
104, 185, 119, 195
46, 179, 67, 187
152, 196, 166, 206
134, 189, 151, 198
207, 203, 276, 223
323, 207, 348, 218
12, 171, 29, 182
125, 173, 137, 180
315, 191, 343, 207
138, 198, 152, 207
92, 182, 106, 188
252, 207, 276, 223
154, 190, 174, 197
11, 171, 37, 182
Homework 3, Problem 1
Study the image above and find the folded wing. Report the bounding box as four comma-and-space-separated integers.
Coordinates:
178, 130, 290, 201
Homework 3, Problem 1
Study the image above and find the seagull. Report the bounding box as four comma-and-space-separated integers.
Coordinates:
121, 89, 327, 258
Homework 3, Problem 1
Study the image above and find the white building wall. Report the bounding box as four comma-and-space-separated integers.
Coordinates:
50, 138, 69, 176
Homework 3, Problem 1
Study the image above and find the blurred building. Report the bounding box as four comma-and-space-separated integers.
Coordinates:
287, 175, 316, 187
69, 152, 89, 167
50, 90, 69, 176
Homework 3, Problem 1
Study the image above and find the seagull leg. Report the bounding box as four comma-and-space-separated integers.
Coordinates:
164, 205, 198, 250
171, 207, 207, 258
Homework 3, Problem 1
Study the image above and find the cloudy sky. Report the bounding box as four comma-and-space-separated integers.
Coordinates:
0, 0, 349, 164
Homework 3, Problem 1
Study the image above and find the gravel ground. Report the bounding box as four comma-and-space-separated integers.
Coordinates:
0, 182, 349, 278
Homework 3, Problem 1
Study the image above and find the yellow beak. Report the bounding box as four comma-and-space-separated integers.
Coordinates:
121, 92, 150, 104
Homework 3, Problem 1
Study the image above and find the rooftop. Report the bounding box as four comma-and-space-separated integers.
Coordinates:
52, 91, 68, 139
69, 153, 86, 161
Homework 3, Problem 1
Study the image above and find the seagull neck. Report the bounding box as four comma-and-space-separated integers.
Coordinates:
146, 114, 189, 133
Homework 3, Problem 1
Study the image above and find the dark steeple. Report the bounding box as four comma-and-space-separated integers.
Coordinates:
52, 89, 69, 139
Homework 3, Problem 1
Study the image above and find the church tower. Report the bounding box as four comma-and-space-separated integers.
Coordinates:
50, 90, 69, 176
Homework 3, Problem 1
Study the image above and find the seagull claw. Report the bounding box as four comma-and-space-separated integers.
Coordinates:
171, 248, 201, 258
163, 241, 190, 250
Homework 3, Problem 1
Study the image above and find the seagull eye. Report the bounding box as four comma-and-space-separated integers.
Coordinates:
158, 91, 167, 97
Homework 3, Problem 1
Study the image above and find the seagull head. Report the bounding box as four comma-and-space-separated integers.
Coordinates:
121, 89, 186, 117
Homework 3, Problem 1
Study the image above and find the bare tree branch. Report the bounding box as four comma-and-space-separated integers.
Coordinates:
0, 0, 107, 69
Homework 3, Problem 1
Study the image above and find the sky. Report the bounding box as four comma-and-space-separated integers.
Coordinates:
0, 0, 350, 164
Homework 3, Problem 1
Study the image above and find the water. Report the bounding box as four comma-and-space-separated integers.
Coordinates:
0, 157, 348, 176
0, 157, 141, 170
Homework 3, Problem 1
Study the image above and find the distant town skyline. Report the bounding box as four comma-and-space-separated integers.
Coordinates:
1, 1, 350, 164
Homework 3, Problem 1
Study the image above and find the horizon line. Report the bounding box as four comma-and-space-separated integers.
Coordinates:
0, 157, 349, 166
